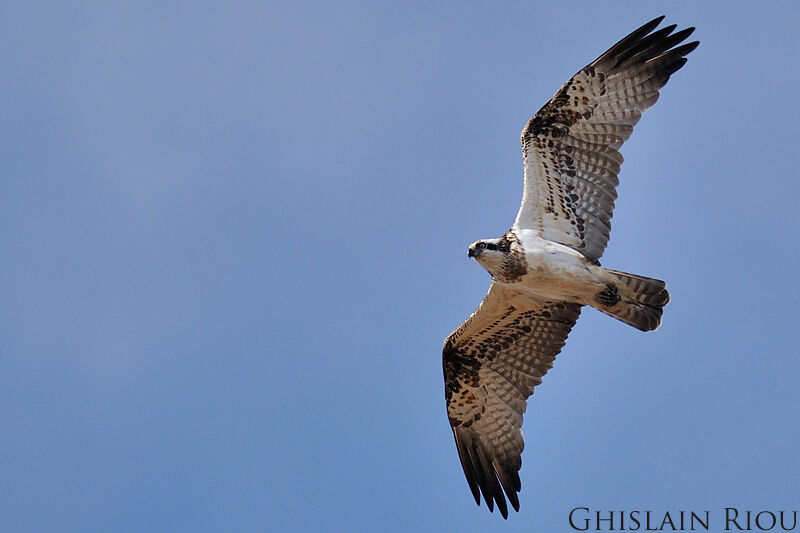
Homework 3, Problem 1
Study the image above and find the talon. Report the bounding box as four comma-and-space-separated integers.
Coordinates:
597, 284, 621, 306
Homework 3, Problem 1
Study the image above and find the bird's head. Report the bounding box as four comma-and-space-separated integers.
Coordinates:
468, 238, 509, 275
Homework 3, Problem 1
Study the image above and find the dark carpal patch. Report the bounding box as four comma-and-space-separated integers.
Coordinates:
443, 305, 518, 427
442, 337, 482, 410
522, 68, 600, 139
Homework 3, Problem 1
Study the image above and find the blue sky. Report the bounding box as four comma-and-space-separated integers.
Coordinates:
2, 2, 799, 532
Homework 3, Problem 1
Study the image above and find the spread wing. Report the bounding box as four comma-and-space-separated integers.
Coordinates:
514, 16, 699, 261
442, 283, 582, 518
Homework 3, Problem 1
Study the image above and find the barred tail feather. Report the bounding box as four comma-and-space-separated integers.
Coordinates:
596, 269, 670, 331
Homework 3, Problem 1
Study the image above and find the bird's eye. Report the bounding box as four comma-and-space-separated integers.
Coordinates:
477, 242, 487, 249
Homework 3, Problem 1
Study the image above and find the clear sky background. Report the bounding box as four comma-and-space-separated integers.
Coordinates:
3, 2, 799, 532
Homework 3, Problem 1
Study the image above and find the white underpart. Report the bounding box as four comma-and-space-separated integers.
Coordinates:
507, 229, 604, 303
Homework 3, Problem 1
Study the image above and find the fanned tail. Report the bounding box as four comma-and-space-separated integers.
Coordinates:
594, 269, 670, 331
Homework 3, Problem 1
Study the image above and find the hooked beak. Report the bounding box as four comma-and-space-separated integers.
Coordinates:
468, 247, 480, 258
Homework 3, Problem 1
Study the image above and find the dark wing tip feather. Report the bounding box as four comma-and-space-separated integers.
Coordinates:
619, 25, 692, 66
590, 15, 665, 66
669, 40, 700, 59
453, 429, 481, 505
591, 17, 698, 70
453, 427, 519, 520
614, 24, 677, 65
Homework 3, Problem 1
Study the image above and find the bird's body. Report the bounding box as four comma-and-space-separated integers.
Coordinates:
472, 227, 667, 327
442, 16, 697, 519
487, 229, 602, 304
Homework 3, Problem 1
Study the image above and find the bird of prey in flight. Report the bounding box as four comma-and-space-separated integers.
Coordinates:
442, 16, 698, 518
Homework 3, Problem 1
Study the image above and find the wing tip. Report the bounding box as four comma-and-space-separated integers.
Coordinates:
452, 426, 521, 520
592, 16, 699, 69
643, 15, 667, 32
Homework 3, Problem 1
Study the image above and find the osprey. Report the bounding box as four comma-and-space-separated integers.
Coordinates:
442, 17, 698, 518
